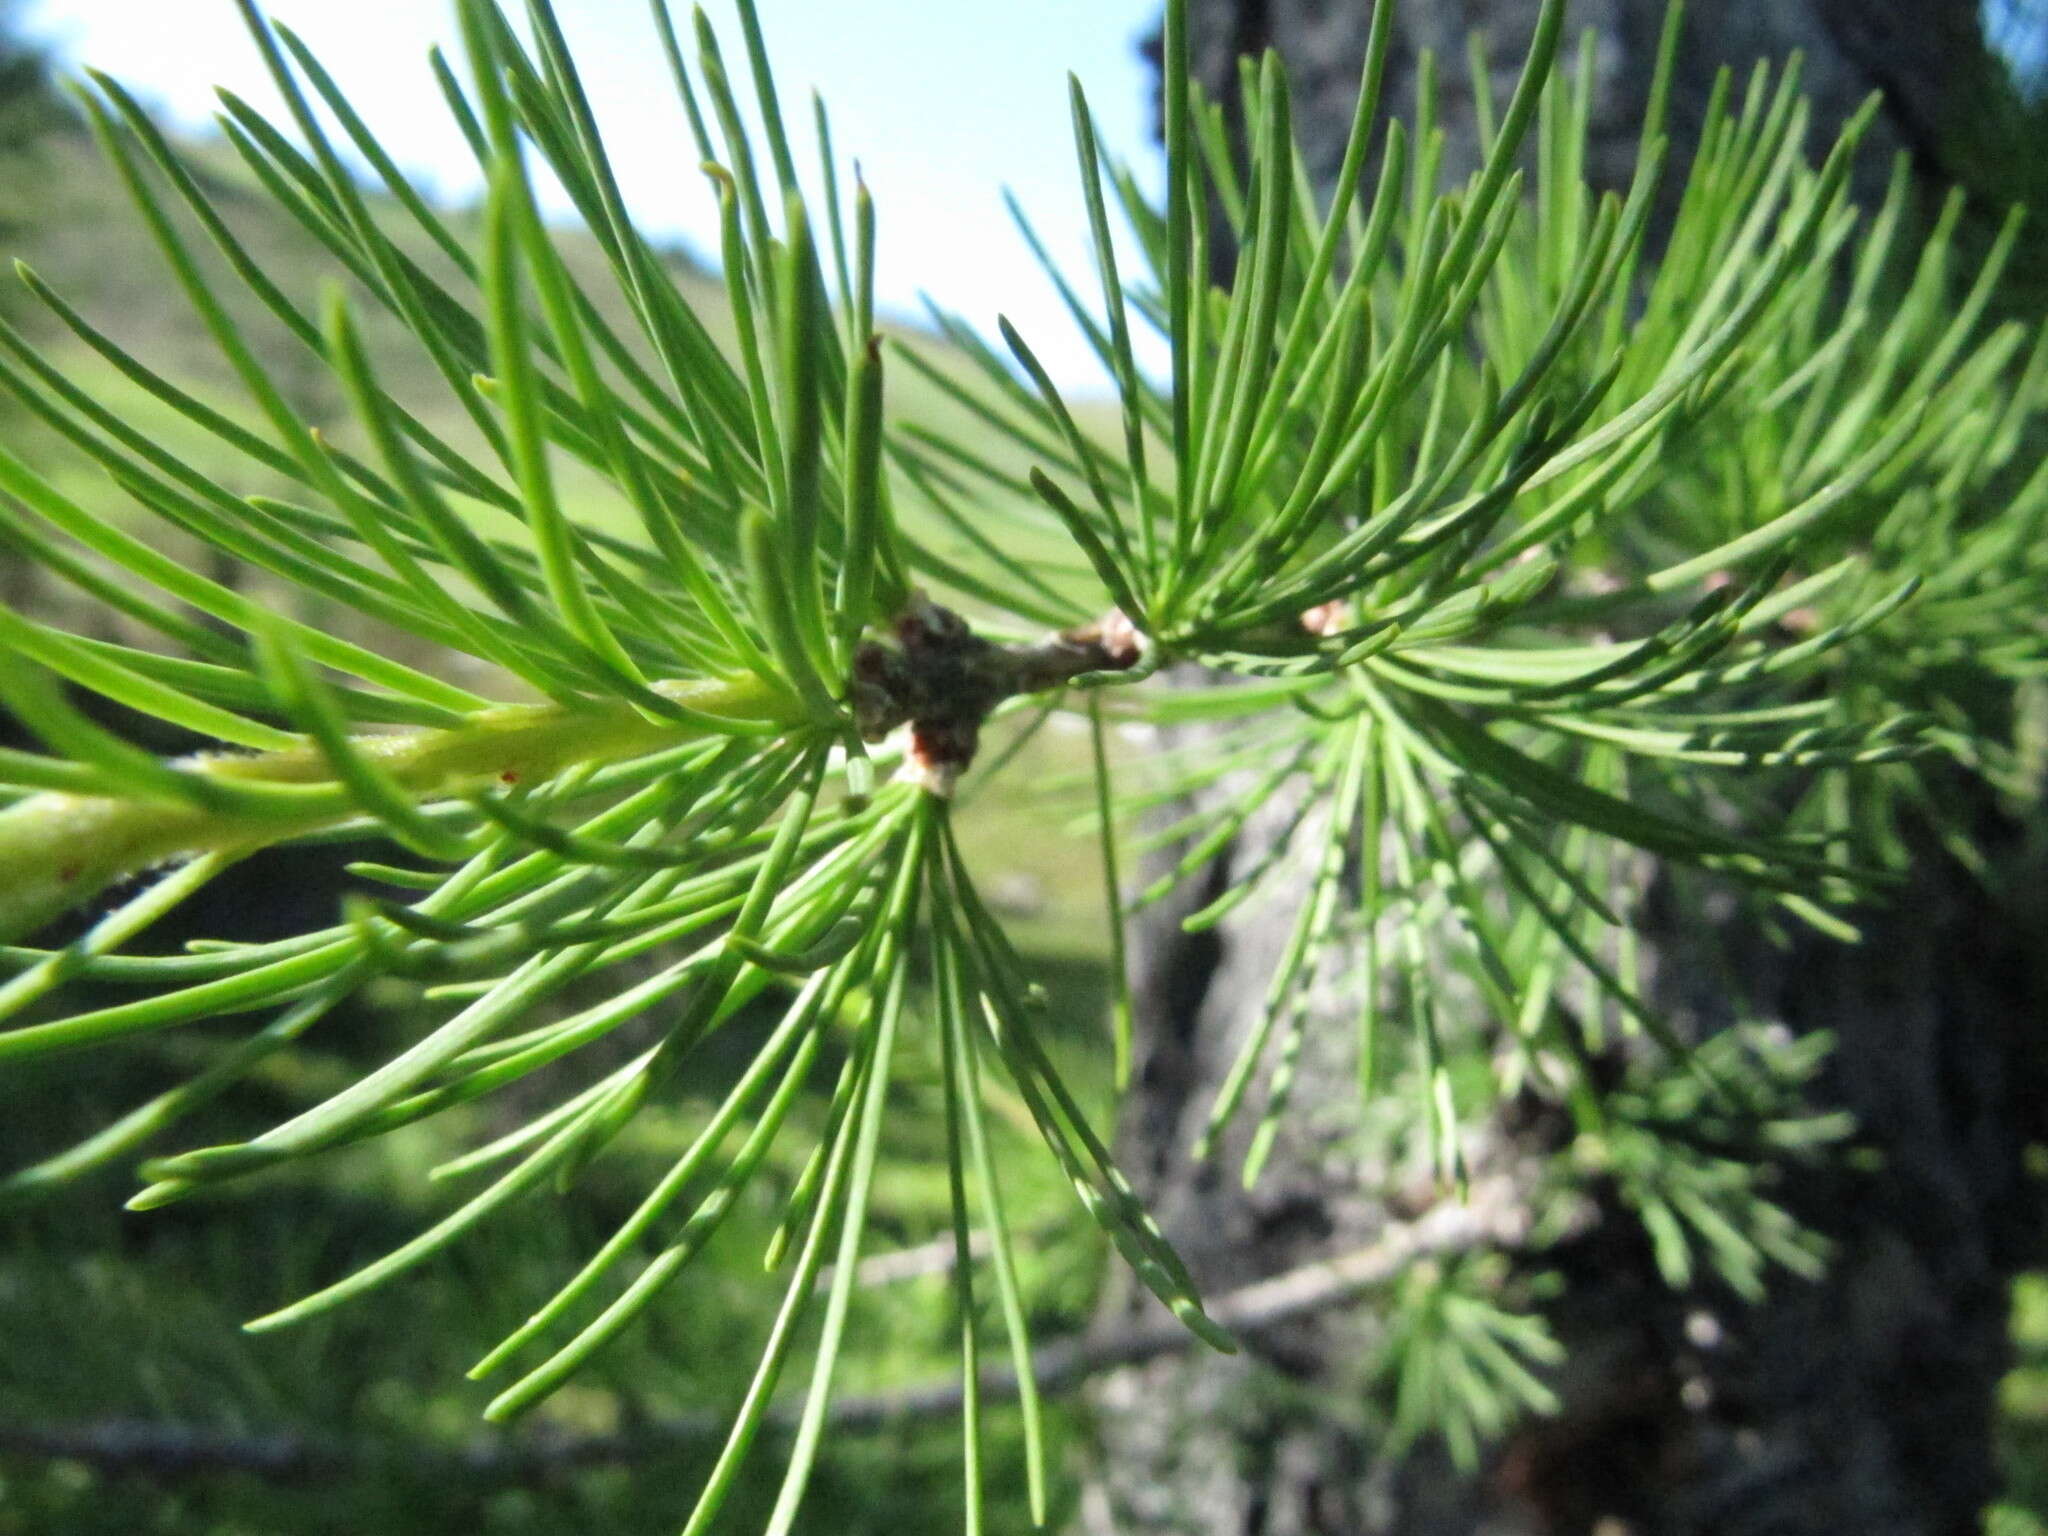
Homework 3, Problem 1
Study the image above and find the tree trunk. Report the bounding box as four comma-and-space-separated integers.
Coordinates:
1085, 5, 2048, 1532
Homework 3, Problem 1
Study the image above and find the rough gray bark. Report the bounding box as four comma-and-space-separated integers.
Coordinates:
1086, 5, 2048, 1532
1147, 0, 1995, 213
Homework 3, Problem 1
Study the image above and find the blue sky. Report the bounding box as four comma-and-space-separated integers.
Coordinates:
1984, 0, 2048, 103
20, 0, 1166, 387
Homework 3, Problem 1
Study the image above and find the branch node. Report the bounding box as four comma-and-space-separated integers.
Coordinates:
851, 594, 1144, 792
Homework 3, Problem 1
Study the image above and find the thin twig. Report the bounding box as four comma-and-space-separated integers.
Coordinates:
0, 1197, 1501, 1483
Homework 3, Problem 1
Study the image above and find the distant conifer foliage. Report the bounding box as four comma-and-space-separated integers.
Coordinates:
0, 0, 2043, 1525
